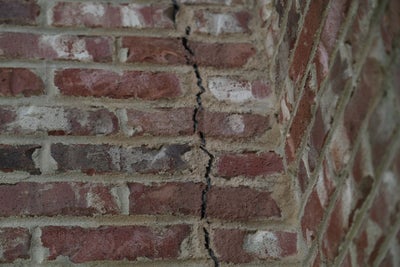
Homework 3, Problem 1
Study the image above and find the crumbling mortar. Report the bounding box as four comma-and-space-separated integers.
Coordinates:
175, 3, 219, 265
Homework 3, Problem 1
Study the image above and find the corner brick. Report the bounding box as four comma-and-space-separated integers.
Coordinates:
216, 152, 283, 178
213, 229, 297, 263
55, 69, 182, 100
51, 144, 191, 175
207, 186, 281, 220
129, 182, 204, 216
0, 33, 112, 62
0, 0, 40, 25
0, 106, 118, 136
41, 225, 190, 263
0, 68, 44, 97
52, 2, 174, 29
0, 228, 30, 263
0, 144, 41, 174
0, 182, 119, 216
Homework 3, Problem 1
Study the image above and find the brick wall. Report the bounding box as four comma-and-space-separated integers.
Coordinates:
0, 0, 399, 266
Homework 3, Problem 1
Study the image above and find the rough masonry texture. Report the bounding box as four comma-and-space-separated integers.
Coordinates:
0, 0, 399, 266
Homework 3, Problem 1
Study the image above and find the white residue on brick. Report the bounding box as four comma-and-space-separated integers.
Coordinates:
341, 178, 353, 226
151, 147, 167, 165
200, 13, 242, 35
208, 77, 253, 103
39, 35, 92, 61
120, 5, 143, 27
86, 189, 106, 213
316, 169, 328, 207
10, 106, 68, 133
227, 114, 245, 133
244, 231, 281, 258
81, 3, 105, 17
111, 184, 130, 215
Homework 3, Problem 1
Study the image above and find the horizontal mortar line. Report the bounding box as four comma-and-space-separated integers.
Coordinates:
372, 209, 400, 267
46, 0, 174, 4
0, 25, 182, 37
0, 215, 295, 231
0, 173, 205, 184
221, 261, 304, 267
332, 128, 400, 267
0, 98, 277, 115
0, 215, 200, 227
0, 26, 257, 43
0, 60, 193, 73
0, 135, 197, 145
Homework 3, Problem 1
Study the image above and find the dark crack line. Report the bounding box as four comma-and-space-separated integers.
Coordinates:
178, 20, 219, 267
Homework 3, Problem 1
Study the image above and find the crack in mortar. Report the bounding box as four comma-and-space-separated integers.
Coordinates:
176, 8, 219, 266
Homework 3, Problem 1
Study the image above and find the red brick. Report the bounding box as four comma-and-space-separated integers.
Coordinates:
289, 0, 328, 82
0, 182, 119, 216
0, 33, 112, 62
180, 0, 244, 4
301, 190, 324, 243
191, 42, 256, 68
207, 186, 281, 220
0, 144, 40, 174
287, 85, 316, 161
0, 0, 40, 25
216, 152, 283, 178
213, 229, 297, 263
124, 108, 193, 136
121, 37, 186, 65
129, 182, 204, 216
41, 225, 190, 263
0, 68, 44, 97
344, 58, 383, 144
354, 228, 369, 266
320, 0, 351, 54
0, 228, 30, 263
381, 0, 400, 53
0, 106, 118, 136
198, 111, 270, 138
55, 69, 181, 100
52, 2, 173, 29
121, 36, 256, 68
193, 10, 251, 35
51, 144, 191, 175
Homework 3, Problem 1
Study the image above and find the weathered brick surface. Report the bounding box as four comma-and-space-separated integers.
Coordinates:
52, 2, 174, 29
0, 33, 112, 62
51, 144, 191, 175
55, 69, 182, 100
0, 182, 119, 216
213, 229, 297, 263
216, 152, 283, 178
0, 228, 30, 263
0, 0, 40, 25
0, 106, 118, 136
0, 68, 44, 97
41, 225, 191, 263
0, 144, 40, 174
207, 186, 281, 220
129, 182, 204, 216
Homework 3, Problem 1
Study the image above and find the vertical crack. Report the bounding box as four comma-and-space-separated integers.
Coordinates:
177, 14, 219, 267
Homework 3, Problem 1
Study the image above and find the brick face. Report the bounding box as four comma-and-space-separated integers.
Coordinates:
0, 0, 398, 266
55, 69, 182, 100
0, 228, 31, 263
41, 225, 191, 263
